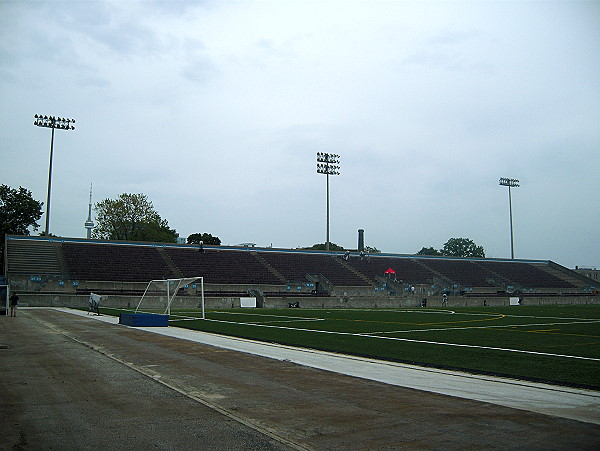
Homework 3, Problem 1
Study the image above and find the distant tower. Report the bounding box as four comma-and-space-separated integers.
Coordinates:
358, 229, 365, 252
84, 184, 95, 239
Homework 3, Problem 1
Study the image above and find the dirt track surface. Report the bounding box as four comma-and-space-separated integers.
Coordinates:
1, 309, 599, 450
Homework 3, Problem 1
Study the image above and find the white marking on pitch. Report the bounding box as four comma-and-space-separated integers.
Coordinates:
91, 307, 600, 362
375, 319, 600, 334
201, 317, 600, 362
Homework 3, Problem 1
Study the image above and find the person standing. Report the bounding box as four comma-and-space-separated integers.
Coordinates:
10, 292, 19, 317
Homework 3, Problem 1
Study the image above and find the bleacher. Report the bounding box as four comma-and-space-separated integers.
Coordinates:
418, 259, 497, 288
5, 239, 62, 276
165, 248, 282, 285
4, 236, 593, 298
345, 256, 435, 285
62, 242, 174, 282
477, 260, 577, 289
259, 251, 371, 286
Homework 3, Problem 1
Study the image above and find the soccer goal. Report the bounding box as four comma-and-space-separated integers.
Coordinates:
135, 277, 205, 318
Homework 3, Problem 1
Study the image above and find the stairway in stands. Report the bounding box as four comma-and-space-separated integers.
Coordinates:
6, 239, 63, 276
532, 262, 594, 289
251, 252, 288, 284
156, 247, 184, 278
336, 257, 375, 286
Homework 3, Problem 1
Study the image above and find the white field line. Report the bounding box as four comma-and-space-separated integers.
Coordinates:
260, 319, 325, 324
107, 308, 600, 362
105, 309, 323, 324
170, 316, 324, 324
200, 317, 600, 362
210, 311, 326, 321
169, 316, 204, 321
170, 311, 326, 323
289, 307, 600, 322
373, 319, 600, 334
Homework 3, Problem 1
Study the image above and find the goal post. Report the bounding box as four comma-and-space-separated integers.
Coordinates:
135, 277, 204, 318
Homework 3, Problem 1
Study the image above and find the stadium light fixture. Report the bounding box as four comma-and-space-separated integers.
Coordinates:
316, 152, 341, 252
34, 114, 76, 235
499, 177, 520, 259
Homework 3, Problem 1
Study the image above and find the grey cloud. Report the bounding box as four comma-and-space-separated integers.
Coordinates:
426, 30, 482, 46
180, 40, 219, 83
46, 1, 166, 56
181, 56, 220, 83
401, 47, 494, 73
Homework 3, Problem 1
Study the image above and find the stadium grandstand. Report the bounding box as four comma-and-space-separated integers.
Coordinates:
3, 235, 598, 311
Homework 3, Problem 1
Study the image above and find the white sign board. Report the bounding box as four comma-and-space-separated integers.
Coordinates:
240, 297, 257, 308
510, 297, 520, 306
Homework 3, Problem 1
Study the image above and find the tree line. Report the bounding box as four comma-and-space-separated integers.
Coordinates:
417, 238, 485, 258
93, 193, 222, 244
1, 186, 485, 264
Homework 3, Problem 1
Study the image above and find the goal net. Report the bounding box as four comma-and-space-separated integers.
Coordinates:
135, 277, 205, 318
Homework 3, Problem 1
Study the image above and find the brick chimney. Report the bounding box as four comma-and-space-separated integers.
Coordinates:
358, 229, 365, 252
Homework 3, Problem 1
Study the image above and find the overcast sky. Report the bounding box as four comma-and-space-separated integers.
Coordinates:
1, 0, 598, 268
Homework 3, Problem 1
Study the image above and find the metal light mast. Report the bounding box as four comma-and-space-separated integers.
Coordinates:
34, 114, 75, 235
316, 152, 340, 252
499, 177, 520, 259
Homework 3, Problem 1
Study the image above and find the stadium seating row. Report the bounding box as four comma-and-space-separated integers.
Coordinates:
53, 241, 578, 290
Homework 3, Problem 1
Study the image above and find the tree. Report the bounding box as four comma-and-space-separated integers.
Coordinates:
188, 233, 221, 245
1, 185, 43, 237
364, 246, 381, 254
441, 238, 485, 258
1, 185, 44, 271
92, 193, 178, 243
416, 246, 442, 256
306, 242, 345, 251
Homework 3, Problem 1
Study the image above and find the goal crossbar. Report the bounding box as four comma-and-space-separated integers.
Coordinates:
134, 277, 204, 318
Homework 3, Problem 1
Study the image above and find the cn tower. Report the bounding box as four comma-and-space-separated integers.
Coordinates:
84, 184, 95, 239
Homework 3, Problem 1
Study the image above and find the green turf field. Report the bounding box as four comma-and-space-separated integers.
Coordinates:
101, 304, 600, 389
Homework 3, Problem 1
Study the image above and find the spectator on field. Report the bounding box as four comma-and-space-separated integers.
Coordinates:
10, 292, 19, 317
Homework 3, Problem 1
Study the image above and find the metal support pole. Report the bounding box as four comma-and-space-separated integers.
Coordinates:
34, 115, 75, 236
326, 173, 330, 252
499, 177, 519, 260
317, 152, 340, 253
508, 185, 514, 259
201, 277, 205, 319
3, 285, 9, 317
45, 127, 55, 236
166, 280, 170, 316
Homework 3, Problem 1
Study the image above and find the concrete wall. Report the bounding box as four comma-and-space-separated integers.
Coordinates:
13, 292, 598, 310
266, 295, 599, 309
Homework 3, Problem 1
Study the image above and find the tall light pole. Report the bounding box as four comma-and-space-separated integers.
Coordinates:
34, 114, 75, 236
316, 152, 340, 252
499, 177, 519, 259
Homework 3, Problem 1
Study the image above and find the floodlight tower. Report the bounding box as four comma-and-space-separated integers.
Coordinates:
316, 152, 340, 252
499, 177, 520, 259
34, 114, 75, 236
